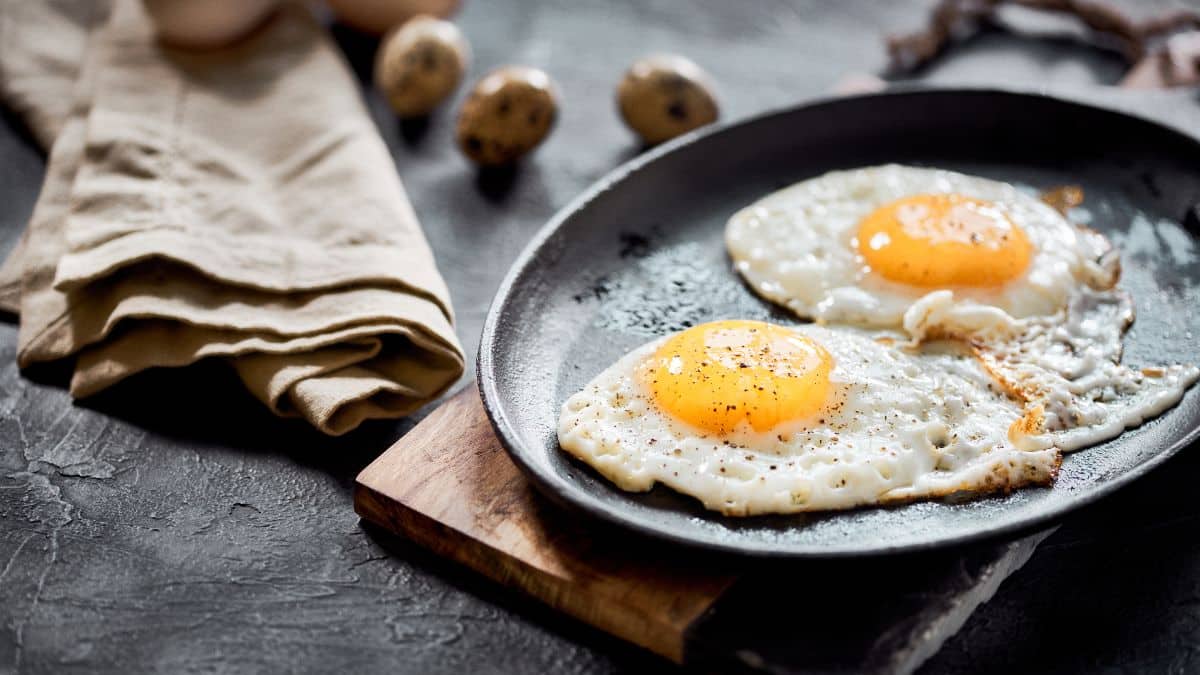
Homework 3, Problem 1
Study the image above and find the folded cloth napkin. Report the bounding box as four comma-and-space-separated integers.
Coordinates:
0, 0, 465, 434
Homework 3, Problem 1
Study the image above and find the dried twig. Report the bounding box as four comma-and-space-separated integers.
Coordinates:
887, 0, 1200, 74
887, 0, 996, 72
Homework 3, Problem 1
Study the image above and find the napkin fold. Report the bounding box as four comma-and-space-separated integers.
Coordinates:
0, 0, 465, 434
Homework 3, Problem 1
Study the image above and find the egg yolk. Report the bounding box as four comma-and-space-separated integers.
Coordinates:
640, 320, 833, 435
856, 193, 1033, 287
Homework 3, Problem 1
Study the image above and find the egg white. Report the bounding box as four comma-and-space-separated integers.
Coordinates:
904, 289, 1200, 453
725, 164, 1118, 327
557, 324, 1060, 516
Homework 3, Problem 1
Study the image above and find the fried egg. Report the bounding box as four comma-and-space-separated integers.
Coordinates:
725, 165, 1118, 327
558, 319, 1060, 516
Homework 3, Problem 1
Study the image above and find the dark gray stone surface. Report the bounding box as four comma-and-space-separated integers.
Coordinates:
924, 447, 1200, 675
1, 1, 1197, 673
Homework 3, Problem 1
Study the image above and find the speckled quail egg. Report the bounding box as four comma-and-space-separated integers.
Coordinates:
617, 54, 719, 145
456, 66, 558, 166
374, 15, 469, 117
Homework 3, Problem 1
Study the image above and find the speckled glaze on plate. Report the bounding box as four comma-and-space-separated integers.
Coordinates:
478, 88, 1200, 558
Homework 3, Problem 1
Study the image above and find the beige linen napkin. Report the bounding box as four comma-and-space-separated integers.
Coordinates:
0, 0, 465, 434
0, 0, 102, 310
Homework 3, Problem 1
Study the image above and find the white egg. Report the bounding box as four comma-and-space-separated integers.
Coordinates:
144, 0, 279, 50
558, 320, 1059, 516
725, 165, 1118, 327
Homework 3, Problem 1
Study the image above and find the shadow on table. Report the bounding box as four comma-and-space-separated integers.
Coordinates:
23, 360, 423, 486
329, 21, 380, 85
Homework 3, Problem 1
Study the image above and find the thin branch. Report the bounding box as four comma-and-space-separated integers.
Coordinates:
887, 0, 1200, 74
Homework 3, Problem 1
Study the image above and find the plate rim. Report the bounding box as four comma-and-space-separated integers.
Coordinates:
477, 84, 1200, 558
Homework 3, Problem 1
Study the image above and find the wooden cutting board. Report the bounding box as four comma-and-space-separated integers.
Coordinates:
354, 385, 1049, 674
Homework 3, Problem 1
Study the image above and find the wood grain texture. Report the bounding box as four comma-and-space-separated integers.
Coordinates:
355, 387, 737, 663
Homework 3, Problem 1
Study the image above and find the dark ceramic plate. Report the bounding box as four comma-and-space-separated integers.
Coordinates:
478, 88, 1200, 557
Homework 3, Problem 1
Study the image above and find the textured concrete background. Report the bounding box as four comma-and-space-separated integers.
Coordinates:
2, 0, 1198, 672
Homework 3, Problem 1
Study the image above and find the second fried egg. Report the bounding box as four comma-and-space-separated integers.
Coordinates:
725, 164, 1118, 327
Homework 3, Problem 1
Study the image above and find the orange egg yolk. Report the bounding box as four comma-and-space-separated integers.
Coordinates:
639, 320, 833, 435
856, 193, 1033, 287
